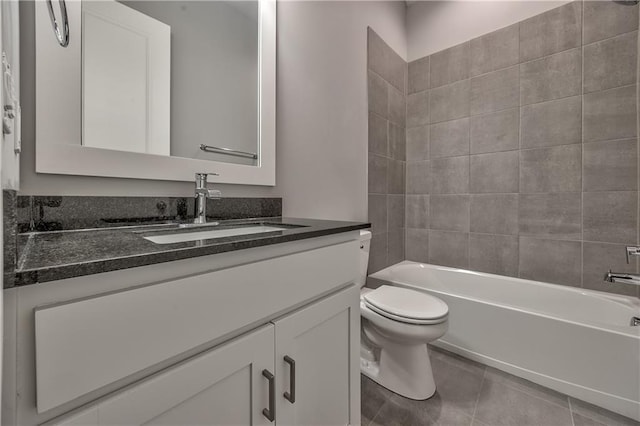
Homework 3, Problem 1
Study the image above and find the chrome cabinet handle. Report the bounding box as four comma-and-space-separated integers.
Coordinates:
283, 355, 296, 404
262, 369, 275, 422
46, 0, 69, 47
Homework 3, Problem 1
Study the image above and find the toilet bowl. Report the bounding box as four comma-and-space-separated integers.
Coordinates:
358, 230, 448, 400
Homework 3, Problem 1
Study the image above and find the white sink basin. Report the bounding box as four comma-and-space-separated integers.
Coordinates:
144, 225, 290, 244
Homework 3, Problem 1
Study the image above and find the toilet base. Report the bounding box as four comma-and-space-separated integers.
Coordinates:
360, 341, 436, 400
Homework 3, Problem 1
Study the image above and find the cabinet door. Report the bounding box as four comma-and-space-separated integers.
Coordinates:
52, 324, 276, 426
274, 286, 361, 426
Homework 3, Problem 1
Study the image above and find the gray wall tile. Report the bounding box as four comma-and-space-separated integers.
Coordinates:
470, 66, 519, 116
470, 151, 519, 193
583, 139, 638, 192
429, 231, 469, 269
470, 234, 519, 277
519, 1, 582, 62
584, 31, 638, 94
389, 122, 406, 161
583, 191, 638, 243
368, 28, 405, 93
584, 85, 637, 143
583, 242, 639, 297
368, 194, 387, 235
407, 125, 429, 161
430, 42, 470, 88
521, 96, 582, 148
520, 48, 581, 105
368, 153, 387, 194
368, 71, 388, 119
519, 237, 582, 286
584, 1, 639, 44
430, 156, 470, 194
388, 194, 405, 229
369, 232, 388, 273
470, 194, 518, 235
406, 160, 430, 194
368, 113, 387, 156
470, 108, 519, 154
369, 5, 639, 298
431, 79, 471, 123
388, 159, 405, 194
470, 24, 519, 77
388, 228, 405, 265
367, 30, 407, 275
520, 145, 582, 193
430, 195, 470, 232
408, 56, 430, 94
407, 90, 430, 127
406, 195, 429, 228
430, 118, 470, 159
388, 85, 406, 127
519, 193, 582, 240
406, 228, 429, 263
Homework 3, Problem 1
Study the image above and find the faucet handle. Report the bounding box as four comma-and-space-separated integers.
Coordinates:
626, 246, 640, 264
195, 172, 219, 179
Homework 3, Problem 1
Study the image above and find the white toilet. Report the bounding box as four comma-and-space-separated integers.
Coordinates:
358, 230, 448, 400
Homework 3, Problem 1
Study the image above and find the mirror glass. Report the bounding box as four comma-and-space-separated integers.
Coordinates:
81, 0, 260, 166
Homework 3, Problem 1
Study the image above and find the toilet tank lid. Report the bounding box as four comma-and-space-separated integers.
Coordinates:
360, 229, 372, 241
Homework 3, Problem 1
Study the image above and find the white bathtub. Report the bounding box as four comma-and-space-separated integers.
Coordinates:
369, 261, 640, 421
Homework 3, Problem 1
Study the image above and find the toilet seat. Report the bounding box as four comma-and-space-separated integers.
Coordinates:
362, 285, 448, 325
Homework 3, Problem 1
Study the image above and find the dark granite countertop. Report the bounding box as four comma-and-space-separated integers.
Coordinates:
13, 217, 370, 286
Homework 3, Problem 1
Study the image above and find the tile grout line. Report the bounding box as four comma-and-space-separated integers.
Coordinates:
470, 368, 487, 425
467, 71, 471, 269
636, 6, 640, 261
580, 0, 585, 289
568, 396, 576, 426
368, 398, 388, 426
518, 19, 523, 280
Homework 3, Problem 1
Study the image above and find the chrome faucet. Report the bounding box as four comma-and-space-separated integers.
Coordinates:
604, 270, 640, 285
603, 246, 640, 286
193, 173, 221, 224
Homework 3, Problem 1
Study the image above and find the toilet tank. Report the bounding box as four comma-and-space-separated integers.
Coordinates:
357, 230, 372, 288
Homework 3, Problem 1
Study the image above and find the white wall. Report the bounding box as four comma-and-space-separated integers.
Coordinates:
407, 0, 570, 61
276, 1, 406, 221
19, 0, 406, 222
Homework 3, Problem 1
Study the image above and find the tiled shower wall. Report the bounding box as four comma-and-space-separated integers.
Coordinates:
403, 1, 639, 297
367, 29, 407, 272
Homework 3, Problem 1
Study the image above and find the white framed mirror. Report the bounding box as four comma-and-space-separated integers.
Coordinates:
35, 0, 276, 186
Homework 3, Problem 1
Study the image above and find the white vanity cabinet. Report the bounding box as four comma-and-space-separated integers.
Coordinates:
55, 324, 277, 426
53, 286, 360, 426
274, 286, 359, 425
2, 232, 362, 426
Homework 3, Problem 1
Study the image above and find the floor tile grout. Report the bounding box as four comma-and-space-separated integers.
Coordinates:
470, 368, 487, 425
568, 397, 576, 426
368, 400, 386, 426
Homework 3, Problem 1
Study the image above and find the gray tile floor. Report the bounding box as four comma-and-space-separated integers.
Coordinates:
362, 346, 640, 426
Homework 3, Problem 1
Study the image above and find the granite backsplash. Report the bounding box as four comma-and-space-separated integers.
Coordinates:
16, 196, 282, 232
